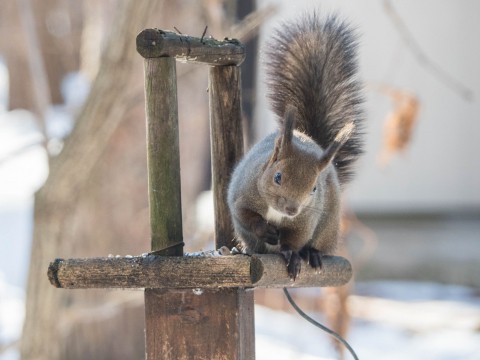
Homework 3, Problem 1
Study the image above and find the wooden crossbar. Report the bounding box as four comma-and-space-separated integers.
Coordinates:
48, 254, 352, 289
136, 29, 245, 65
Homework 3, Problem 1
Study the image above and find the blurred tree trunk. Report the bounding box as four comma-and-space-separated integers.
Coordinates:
30, 0, 83, 105
0, 0, 82, 112
20, 0, 219, 358
20, 0, 159, 359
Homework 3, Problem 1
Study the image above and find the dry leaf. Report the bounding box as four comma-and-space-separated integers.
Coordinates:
378, 87, 420, 166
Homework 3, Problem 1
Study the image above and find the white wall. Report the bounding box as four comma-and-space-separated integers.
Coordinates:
254, 0, 480, 213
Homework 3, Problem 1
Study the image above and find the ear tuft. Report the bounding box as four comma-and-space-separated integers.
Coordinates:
318, 121, 355, 170
268, 106, 298, 167
334, 121, 354, 145
266, 136, 282, 167
282, 106, 297, 146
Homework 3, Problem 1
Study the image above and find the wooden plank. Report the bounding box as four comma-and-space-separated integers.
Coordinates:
144, 57, 183, 256
137, 29, 245, 66
145, 288, 254, 360
47, 254, 352, 289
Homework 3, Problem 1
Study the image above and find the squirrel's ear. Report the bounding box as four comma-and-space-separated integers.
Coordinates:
277, 106, 296, 157
267, 137, 282, 167
280, 106, 296, 149
268, 107, 297, 166
318, 122, 355, 170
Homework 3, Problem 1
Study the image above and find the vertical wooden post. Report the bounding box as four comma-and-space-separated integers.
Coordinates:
143, 57, 185, 360
144, 57, 183, 256
209, 66, 244, 249
143, 59, 254, 359
207, 65, 255, 359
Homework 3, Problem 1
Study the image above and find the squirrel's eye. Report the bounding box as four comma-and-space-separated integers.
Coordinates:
312, 186, 317, 193
274, 172, 282, 185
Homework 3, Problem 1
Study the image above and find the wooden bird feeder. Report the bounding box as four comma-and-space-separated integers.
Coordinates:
47, 29, 353, 360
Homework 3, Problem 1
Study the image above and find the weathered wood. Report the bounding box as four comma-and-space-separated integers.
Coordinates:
144, 57, 183, 255
145, 288, 254, 360
141, 51, 254, 359
207, 63, 255, 359
47, 254, 352, 289
143, 55, 186, 360
41, 22, 357, 360
137, 29, 246, 66
252, 255, 353, 288
209, 66, 244, 249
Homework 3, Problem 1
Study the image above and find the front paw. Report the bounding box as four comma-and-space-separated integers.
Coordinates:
253, 221, 279, 245
299, 246, 322, 271
280, 247, 302, 281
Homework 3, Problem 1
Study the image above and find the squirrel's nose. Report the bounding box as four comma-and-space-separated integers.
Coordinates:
285, 205, 298, 217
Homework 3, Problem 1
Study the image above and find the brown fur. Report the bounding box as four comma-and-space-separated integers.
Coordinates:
228, 108, 352, 278
227, 13, 364, 279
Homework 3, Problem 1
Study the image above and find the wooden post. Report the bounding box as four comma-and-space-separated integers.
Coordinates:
144, 57, 183, 256
205, 64, 255, 358
142, 57, 186, 360
209, 65, 244, 249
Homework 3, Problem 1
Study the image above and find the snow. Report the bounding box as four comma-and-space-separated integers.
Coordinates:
3, 274, 477, 360
60, 72, 90, 110
255, 282, 480, 359
0, 109, 47, 290
0, 57, 8, 113
0, 276, 24, 360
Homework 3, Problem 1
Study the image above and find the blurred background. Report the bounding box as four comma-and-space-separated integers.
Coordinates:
0, 0, 479, 359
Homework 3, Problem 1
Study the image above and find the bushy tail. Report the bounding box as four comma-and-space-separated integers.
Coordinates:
265, 12, 364, 185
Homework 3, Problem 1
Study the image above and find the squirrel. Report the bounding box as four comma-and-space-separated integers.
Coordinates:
227, 13, 364, 280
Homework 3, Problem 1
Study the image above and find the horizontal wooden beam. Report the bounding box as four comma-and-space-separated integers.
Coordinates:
136, 29, 245, 66
48, 254, 352, 289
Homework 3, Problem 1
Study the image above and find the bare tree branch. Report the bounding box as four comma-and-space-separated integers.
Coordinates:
384, 0, 473, 102
230, 4, 278, 42
16, 0, 52, 141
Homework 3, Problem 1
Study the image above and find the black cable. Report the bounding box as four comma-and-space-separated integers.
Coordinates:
283, 288, 359, 360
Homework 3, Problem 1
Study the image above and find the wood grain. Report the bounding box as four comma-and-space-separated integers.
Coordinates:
145, 288, 254, 360
208, 66, 244, 249
144, 57, 183, 255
